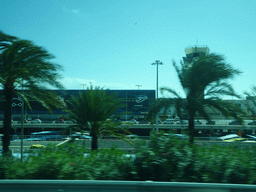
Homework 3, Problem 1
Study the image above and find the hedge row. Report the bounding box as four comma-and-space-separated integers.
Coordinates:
1, 132, 256, 183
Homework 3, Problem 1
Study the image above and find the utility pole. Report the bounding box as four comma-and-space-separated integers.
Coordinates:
151, 60, 163, 132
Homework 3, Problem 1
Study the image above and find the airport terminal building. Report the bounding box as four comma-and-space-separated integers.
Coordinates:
0, 89, 156, 121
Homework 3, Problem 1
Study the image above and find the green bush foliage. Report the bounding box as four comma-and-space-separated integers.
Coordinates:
133, 131, 256, 183
133, 132, 199, 181
1, 132, 256, 183
1, 144, 134, 180
58, 146, 134, 180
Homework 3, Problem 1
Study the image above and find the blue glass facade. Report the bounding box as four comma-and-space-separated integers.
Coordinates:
0, 90, 155, 120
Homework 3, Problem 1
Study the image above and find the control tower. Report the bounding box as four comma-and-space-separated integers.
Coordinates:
182, 45, 210, 99
183, 45, 210, 65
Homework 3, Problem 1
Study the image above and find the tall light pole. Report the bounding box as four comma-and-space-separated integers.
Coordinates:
81, 84, 87, 90
12, 94, 24, 159
151, 60, 163, 132
136, 85, 142, 90
21, 80, 24, 161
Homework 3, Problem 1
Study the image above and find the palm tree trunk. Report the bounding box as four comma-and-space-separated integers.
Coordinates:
91, 125, 98, 151
188, 110, 195, 144
3, 86, 14, 153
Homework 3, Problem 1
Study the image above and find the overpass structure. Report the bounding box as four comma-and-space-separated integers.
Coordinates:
4, 122, 256, 131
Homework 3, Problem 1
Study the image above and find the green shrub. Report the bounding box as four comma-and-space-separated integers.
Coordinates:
133, 131, 199, 181
1, 133, 256, 183
0, 155, 16, 179
58, 147, 134, 180
133, 131, 256, 183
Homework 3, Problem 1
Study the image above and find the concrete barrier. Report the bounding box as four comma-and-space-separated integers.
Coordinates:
0, 180, 256, 192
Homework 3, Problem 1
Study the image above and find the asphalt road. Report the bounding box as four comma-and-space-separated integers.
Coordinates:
2, 140, 136, 153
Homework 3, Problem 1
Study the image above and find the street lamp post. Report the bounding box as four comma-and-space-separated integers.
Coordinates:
12, 94, 24, 160
151, 60, 163, 132
20, 80, 25, 161
21, 94, 24, 161
81, 84, 87, 90
135, 85, 142, 90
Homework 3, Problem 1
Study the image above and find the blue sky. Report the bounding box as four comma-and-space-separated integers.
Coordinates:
1, 0, 255, 98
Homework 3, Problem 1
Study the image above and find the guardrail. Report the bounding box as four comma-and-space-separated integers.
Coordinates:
0, 180, 256, 192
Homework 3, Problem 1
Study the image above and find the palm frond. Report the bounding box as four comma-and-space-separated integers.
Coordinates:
205, 81, 241, 99
204, 99, 246, 123
150, 53, 242, 144
243, 86, 256, 120
66, 86, 125, 133
0, 31, 64, 153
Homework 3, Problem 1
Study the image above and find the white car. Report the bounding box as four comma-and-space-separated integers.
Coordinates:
30, 119, 42, 123
194, 120, 202, 125
68, 134, 92, 140
128, 119, 139, 124
163, 119, 175, 124
176, 120, 188, 124
126, 134, 139, 139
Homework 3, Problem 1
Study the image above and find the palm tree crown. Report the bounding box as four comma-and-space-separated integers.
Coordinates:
0, 31, 64, 153
66, 86, 125, 150
150, 53, 244, 144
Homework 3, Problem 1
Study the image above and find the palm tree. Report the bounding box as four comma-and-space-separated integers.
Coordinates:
149, 53, 245, 144
66, 86, 126, 151
244, 86, 256, 122
0, 31, 64, 153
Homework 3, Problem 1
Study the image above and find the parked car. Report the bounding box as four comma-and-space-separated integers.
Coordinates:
138, 120, 149, 124
126, 134, 138, 139
128, 119, 139, 124
30, 144, 45, 149
244, 134, 256, 141
151, 120, 163, 124
30, 119, 42, 123
163, 119, 175, 124
176, 120, 188, 124
113, 119, 122, 123
229, 120, 242, 125
194, 120, 202, 125
206, 120, 215, 125
24, 119, 29, 123
80, 135, 92, 140
248, 121, 256, 125
217, 134, 247, 142
55, 119, 65, 123
164, 133, 188, 140
17, 119, 29, 123
68, 134, 92, 140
